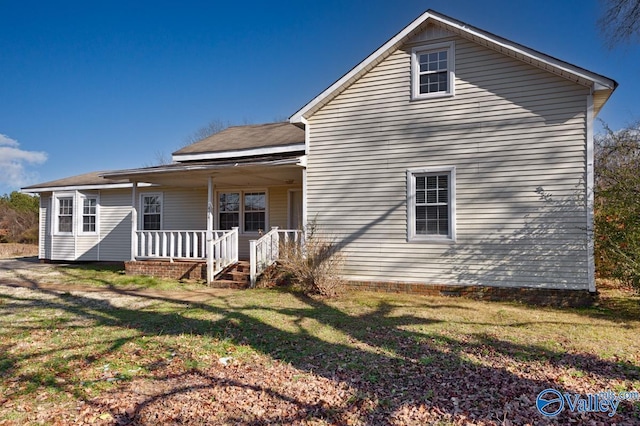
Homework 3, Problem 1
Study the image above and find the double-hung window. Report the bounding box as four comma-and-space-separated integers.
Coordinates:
219, 192, 240, 230
57, 197, 73, 234
53, 192, 100, 235
141, 194, 162, 230
244, 192, 266, 232
218, 191, 266, 233
412, 41, 455, 99
81, 196, 98, 233
407, 167, 456, 241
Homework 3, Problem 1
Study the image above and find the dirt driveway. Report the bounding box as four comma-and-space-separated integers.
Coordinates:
0, 257, 67, 285
0, 257, 236, 304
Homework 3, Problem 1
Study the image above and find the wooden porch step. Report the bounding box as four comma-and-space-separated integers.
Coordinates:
214, 261, 251, 288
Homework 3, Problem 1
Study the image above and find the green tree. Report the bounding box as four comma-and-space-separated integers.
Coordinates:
594, 121, 640, 291
0, 191, 39, 244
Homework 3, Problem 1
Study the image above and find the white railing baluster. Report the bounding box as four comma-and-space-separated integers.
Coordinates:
249, 227, 302, 287
133, 229, 240, 283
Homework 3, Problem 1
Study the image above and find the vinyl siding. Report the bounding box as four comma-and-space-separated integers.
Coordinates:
99, 189, 132, 261
155, 187, 208, 230
39, 195, 51, 260
269, 186, 290, 229
306, 34, 591, 290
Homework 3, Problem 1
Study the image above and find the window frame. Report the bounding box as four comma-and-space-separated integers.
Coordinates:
54, 193, 74, 235
79, 194, 99, 235
243, 192, 267, 233
216, 189, 268, 234
218, 192, 241, 231
139, 193, 163, 231
411, 41, 455, 100
407, 166, 456, 242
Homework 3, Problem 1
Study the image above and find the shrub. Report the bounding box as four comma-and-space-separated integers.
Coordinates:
276, 222, 346, 297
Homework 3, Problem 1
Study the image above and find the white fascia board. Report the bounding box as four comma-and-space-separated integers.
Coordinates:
172, 143, 306, 163
289, 10, 616, 123
289, 10, 432, 123
440, 16, 617, 91
22, 182, 154, 194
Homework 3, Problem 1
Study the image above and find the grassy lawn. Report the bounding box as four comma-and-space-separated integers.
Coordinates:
0, 264, 639, 425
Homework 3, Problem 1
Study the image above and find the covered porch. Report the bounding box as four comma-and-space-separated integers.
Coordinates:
102, 155, 306, 285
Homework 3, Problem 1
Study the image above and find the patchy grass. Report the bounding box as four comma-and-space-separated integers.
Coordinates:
55, 263, 201, 291
0, 278, 638, 425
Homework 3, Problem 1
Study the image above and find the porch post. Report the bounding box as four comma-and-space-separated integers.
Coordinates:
131, 181, 138, 261
302, 167, 308, 230
207, 176, 214, 284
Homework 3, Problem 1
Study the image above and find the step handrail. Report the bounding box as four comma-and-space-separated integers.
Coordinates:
249, 227, 303, 287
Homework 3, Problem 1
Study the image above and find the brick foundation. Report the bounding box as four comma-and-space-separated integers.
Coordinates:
124, 260, 206, 280
347, 281, 596, 307
122, 260, 595, 307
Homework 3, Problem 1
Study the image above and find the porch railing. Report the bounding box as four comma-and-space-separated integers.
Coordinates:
136, 230, 211, 259
249, 227, 303, 287
207, 227, 239, 279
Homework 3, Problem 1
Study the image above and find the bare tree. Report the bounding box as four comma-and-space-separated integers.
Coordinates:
182, 119, 230, 147
143, 119, 232, 167
599, 0, 640, 47
594, 120, 640, 291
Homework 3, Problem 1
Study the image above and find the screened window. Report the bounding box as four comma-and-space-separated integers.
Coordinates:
219, 192, 240, 230
82, 197, 97, 233
244, 192, 266, 232
142, 194, 162, 230
415, 175, 449, 236
58, 197, 73, 233
412, 42, 454, 99
407, 167, 455, 241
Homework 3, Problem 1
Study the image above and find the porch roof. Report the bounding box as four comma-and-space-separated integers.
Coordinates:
101, 155, 304, 188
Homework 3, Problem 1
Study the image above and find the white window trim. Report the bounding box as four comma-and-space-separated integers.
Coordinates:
407, 166, 456, 242
139, 192, 163, 230
216, 189, 269, 235
411, 41, 455, 100
53, 192, 75, 236
79, 194, 99, 235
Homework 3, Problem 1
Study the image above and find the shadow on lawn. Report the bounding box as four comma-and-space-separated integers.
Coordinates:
1, 273, 639, 424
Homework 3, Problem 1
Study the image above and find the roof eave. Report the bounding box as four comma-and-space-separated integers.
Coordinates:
172, 143, 306, 163
101, 156, 304, 180
21, 182, 155, 194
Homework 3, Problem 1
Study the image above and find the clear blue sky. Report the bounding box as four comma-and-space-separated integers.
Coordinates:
1, 0, 638, 194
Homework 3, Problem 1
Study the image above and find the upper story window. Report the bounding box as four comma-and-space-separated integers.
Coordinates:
407, 166, 456, 242
141, 194, 162, 230
411, 41, 455, 100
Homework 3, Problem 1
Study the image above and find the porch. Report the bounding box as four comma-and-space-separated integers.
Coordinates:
125, 227, 303, 287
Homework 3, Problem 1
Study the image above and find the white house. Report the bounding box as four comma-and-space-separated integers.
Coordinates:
23, 10, 617, 304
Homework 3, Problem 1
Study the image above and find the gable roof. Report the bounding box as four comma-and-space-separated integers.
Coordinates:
172, 122, 305, 162
289, 9, 617, 123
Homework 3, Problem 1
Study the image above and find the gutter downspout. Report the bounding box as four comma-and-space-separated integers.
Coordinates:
586, 91, 596, 293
